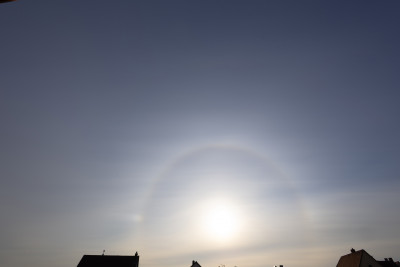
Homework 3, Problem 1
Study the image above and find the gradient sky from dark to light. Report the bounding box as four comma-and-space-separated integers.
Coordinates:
1, 1, 400, 267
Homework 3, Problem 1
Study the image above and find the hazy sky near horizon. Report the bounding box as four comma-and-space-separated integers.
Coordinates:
1, 1, 400, 267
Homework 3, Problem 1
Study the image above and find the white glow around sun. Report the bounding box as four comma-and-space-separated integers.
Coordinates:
200, 198, 241, 242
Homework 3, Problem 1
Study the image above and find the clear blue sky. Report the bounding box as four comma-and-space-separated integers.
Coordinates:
1, 1, 400, 267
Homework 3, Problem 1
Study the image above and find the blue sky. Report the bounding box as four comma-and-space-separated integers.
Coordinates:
1, 1, 400, 267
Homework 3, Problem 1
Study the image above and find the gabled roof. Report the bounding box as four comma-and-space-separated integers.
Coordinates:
336, 249, 381, 267
77, 254, 139, 267
191, 260, 202, 267
337, 249, 364, 267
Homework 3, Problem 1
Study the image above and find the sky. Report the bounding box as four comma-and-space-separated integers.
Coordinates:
1, 1, 400, 267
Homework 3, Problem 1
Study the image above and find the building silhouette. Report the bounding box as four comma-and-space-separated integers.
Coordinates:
77, 252, 139, 267
191, 260, 202, 267
337, 249, 398, 267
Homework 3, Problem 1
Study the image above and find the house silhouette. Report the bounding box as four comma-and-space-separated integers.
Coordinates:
336, 249, 399, 267
77, 252, 139, 267
191, 260, 202, 267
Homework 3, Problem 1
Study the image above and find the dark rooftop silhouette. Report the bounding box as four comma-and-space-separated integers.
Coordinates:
77, 252, 139, 267
191, 260, 202, 267
378, 258, 398, 267
75, 248, 398, 267
336, 249, 381, 267
336, 248, 399, 267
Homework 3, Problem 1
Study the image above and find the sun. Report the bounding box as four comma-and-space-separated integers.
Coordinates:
201, 198, 241, 242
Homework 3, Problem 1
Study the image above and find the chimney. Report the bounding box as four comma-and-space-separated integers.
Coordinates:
133, 251, 139, 267
389, 258, 394, 262
351, 248, 356, 253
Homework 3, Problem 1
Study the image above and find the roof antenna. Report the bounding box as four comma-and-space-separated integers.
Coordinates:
102, 250, 105, 256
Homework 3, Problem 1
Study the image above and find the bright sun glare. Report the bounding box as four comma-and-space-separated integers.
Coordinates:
201, 199, 241, 242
